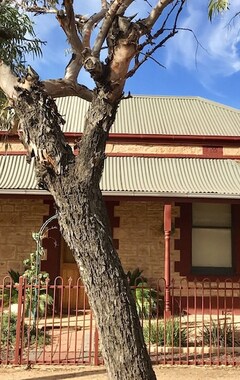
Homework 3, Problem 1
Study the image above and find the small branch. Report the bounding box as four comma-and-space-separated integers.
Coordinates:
64, 53, 83, 82
82, 8, 108, 49
226, 11, 240, 27
143, 0, 176, 29
117, 0, 134, 15
128, 0, 186, 77
138, 0, 179, 51
56, 0, 83, 82
101, 0, 108, 8
126, 31, 173, 78
92, 0, 125, 57
21, 5, 58, 14
127, 24, 206, 78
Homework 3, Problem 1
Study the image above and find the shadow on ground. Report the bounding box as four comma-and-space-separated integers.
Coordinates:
21, 369, 107, 380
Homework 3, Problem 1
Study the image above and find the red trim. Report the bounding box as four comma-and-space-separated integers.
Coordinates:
174, 203, 192, 276
0, 151, 26, 155
3, 130, 240, 145
232, 204, 240, 274
164, 204, 172, 231
164, 205, 172, 315
221, 155, 240, 160
0, 194, 52, 200
74, 133, 240, 148
107, 133, 240, 142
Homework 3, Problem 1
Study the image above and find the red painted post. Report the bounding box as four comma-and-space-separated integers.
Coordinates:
94, 327, 99, 366
164, 204, 172, 318
14, 276, 24, 365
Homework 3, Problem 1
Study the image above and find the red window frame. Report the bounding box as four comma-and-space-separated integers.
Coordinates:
174, 202, 240, 281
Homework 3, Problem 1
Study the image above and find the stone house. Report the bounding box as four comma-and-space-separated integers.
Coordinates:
1, 95, 240, 313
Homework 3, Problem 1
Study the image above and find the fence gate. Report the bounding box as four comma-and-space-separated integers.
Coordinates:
0, 276, 100, 365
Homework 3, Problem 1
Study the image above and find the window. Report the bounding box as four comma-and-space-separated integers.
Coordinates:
192, 203, 232, 275
175, 203, 240, 279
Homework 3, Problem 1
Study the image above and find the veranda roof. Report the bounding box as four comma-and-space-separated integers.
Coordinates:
1, 155, 240, 199
56, 96, 240, 137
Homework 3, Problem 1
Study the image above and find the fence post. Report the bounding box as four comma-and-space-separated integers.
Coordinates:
164, 204, 172, 318
94, 327, 99, 366
14, 276, 24, 365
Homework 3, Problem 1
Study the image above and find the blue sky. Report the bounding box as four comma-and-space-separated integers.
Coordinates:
29, 0, 240, 109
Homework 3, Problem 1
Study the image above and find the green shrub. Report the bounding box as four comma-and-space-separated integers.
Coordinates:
0, 313, 21, 346
143, 318, 187, 347
126, 268, 147, 286
133, 284, 161, 318
0, 313, 51, 347
126, 268, 163, 317
202, 320, 240, 347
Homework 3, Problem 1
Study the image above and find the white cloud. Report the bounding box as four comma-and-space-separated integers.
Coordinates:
165, 0, 240, 79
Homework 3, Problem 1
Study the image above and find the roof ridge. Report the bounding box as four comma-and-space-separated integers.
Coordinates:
128, 95, 240, 112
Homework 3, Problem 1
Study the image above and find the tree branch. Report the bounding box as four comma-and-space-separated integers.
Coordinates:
143, 0, 176, 29
92, 0, 125, 57
42, 79, 93, 101
117, 0, 134, 15
56, 0, 83, 82
101, 0, 108, 8
127, 29, 175, 77
0, 61, 22, 99
138, 0, 179, 51
127, 0, 185, 77
82, 8, 108, 49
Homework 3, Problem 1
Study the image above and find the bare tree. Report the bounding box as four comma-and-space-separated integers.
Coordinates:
0, 1, 187, 379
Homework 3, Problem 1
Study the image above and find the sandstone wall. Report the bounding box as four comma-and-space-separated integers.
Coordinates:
114, 200, 180, 284
0, 198, 49, 282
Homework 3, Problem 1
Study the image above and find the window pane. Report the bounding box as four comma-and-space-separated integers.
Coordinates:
192, 228, 232, 268
192, 203, 231, 227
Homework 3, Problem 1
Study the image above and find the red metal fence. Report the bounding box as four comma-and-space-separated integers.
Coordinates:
1, 276, 240, 366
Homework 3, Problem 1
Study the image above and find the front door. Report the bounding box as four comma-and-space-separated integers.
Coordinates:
61, 239, 89, 311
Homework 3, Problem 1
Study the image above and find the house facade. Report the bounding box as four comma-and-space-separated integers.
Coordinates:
1, 95, 240, 313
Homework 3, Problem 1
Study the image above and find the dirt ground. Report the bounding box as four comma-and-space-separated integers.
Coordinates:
0, 365, 240, 380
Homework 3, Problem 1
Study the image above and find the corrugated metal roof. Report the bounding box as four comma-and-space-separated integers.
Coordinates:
1, 155, 240, 199
55, 95, 240, 137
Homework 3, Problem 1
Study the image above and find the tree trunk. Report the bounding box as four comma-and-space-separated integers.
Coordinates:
53, 184, 156, 380
13, 87, 157, 380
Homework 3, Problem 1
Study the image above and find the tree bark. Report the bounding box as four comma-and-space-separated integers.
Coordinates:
52, 184, 156, 380
12, 85, 157, 380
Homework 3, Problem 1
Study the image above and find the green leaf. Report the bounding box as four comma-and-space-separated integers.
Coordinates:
0, 1, 44, 74
208, 0, 229, 21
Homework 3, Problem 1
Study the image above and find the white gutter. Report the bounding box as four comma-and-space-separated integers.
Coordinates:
101, 191, 240, 199
1, 189, 240, 199
0, 189, 49, 195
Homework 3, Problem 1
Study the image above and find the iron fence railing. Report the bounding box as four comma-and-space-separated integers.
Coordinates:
1, 276, 240, 366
